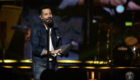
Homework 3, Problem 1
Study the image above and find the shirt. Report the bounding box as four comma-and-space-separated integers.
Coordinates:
41, 28, 55, 61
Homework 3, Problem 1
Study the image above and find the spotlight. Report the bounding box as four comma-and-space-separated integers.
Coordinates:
92, 19, 97, 23
116, 5, 125, 13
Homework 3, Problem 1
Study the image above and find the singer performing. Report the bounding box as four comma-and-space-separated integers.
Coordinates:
30, 5, 64, 80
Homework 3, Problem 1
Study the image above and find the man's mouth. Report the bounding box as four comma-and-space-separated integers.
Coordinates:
46, 18, 52, 23
46, 17, 52, 21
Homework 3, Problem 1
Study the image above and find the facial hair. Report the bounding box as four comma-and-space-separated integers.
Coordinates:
42, 17, 53, 27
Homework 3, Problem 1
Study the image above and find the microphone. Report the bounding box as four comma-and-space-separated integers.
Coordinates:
45, 17, 53, 28
48, 17, 52, 23
48, 20, 52, 23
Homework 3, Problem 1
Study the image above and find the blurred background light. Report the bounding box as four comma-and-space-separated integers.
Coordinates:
125, 22, 132, 26
92, 19, 97, 23
116, 5, 125, 13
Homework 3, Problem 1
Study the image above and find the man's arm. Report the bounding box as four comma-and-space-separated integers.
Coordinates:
30, 27, 45, 56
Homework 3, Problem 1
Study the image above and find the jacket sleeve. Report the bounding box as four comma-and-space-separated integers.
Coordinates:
56, 28, 69, 57
30, 27, 46, 56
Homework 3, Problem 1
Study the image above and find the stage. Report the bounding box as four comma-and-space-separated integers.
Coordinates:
0, 59, 140, 80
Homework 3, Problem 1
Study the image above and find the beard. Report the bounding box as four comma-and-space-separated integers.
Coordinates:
42, 17, 53, 28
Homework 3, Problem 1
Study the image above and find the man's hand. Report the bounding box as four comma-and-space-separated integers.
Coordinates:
50, 49, 61, 56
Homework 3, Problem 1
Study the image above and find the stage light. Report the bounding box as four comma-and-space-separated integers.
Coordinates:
99, 61, 103, 64
133, 47, 136, 51
93, 61, 99, 64
0, 60, 2, 63
125, 22, 132, 26
57, 60, 81, 63
84, 67, 95, 69
116, 5, 124, 13
85, 61, 108, 64
109, 60, 111, 63
92, 19, 97, 23
115, 67, 139, 69
98, 67, 110, 69
91, 71, 95, 79
69, 66, 80, 68
85, 61, 93, 64
58, 66, 64, 68
18, 66, 31, 69
20, 59, 32, 63
3, 66, 13, 68
103, 62, 108, 64
4, 60, 17, 63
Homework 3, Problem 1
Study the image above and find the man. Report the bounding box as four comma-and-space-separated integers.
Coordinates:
30, 5, 62, 80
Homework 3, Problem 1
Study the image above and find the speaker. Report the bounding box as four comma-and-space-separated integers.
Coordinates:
113, 45, 133, 66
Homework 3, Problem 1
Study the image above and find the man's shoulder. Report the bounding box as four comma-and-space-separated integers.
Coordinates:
32, 22, 43, 30
35, 22, 43, 28
53, 23, 60, 30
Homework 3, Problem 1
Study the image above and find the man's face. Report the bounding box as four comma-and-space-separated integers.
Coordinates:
39, 8, 53, 25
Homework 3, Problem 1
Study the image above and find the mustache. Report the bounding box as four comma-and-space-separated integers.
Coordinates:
46, 17, 52, 20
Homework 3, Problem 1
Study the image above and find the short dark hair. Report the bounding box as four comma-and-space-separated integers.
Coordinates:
38, 5, 51, 15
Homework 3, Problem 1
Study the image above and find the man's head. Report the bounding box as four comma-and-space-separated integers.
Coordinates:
39, 5, 53, 25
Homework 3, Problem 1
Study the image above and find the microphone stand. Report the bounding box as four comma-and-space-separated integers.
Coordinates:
47, 27, 50, 69
110, 23, 113, 66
